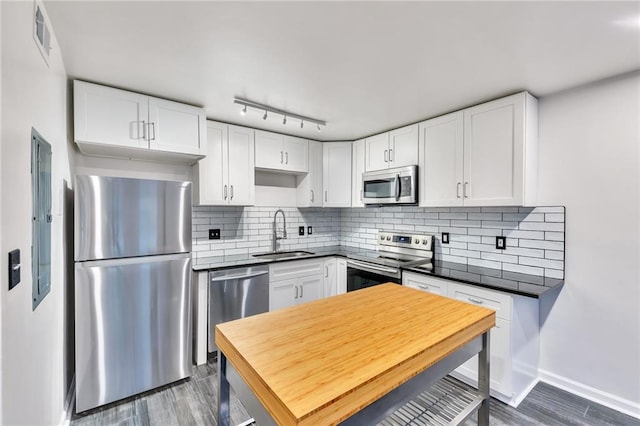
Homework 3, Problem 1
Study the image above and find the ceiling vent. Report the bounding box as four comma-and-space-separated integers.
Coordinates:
33, 1, 51, 66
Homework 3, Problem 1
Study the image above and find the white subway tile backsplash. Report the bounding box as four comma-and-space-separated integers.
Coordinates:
193, 205, 565, 279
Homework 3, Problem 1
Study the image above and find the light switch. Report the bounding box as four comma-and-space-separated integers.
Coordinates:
8, 249, 20, 290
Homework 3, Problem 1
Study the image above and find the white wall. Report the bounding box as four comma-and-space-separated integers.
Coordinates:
0, 2, 72, 424
537, 71, 640, 415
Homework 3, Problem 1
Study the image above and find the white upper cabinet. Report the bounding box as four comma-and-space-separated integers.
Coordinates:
419, 92, 538, 207
296, 141, 323, 207
255, 130, 308, 173
419, 111, 465, 207
351, 139, 366, 207
74, 80, 205, 163
463, 93, 537, 206
389, 124, 419, 168
365, 132, 390, 171
365, 124, 419, 172
323, 142, 352, 207
193, 121, 254, 206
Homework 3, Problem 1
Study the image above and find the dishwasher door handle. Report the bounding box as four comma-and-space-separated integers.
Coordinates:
210, 270, 269, 282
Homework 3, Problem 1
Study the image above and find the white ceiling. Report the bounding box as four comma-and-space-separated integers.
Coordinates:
45, 1, 640, 141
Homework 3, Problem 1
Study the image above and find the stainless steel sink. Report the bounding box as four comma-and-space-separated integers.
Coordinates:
252, 250, 315, 260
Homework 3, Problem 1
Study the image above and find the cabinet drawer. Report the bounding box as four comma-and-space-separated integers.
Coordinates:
269, 259, 324, 281
449, 283, 512, 320
402, 272, 449, 296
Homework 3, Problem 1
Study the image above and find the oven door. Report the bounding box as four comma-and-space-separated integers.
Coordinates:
346, 259, 401, 292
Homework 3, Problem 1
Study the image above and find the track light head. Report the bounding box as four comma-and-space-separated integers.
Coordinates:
300, 120, 304, 129
316, 124, 322, 132
283, 116, 287, 125
240, 105, 247, 116
263, 110, 268, 120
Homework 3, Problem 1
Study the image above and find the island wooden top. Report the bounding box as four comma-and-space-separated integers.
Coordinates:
215, 283, 495, 426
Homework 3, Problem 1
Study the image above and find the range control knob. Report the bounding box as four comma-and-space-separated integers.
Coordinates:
380, 235, 385, 240
386, 236, 391, 241
422, 239, 428, 245
414, 238, 419, 244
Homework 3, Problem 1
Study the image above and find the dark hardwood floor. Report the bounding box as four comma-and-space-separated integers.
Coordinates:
71, 360, 640, 426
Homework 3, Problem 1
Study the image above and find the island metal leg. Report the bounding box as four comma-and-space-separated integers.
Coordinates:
478, 331, 491, 426
218, 350, 231, 426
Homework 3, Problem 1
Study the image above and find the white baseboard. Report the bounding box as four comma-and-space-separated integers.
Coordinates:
538, 369, 640, 420
58, 375, 76, 426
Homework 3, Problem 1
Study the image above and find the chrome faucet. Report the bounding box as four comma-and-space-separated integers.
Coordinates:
272, 209, 287, 252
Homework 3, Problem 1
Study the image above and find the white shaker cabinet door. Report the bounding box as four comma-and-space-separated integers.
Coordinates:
299, 275, 323, 304
148, 97, 205, 156
419, 112, 464, 207
269, 279, 297, 311
323, 258, 337, 298
74, 80, 149, 149
255, 130, 285, 170
193, 121, 227, 205
323, 142, 352, 207
389, 124, 418, 168
283, 136, 309, 173
351, 139, 366, 207
463, 94, 524, 206
365, 132, 390, 172
227, 125, 255, 206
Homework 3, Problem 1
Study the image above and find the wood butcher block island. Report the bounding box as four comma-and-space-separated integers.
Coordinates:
215, 283, 495, 426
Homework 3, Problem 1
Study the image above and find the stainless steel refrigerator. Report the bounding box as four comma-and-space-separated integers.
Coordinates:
74, 175, 192, 413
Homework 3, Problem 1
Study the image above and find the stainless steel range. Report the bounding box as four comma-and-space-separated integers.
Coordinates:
347, 231, 434, 292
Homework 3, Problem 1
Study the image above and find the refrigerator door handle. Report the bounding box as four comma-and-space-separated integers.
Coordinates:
76, 252, 190, 268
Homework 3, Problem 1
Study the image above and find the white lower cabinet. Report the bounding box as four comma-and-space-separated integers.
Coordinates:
269, 259, 324, 310
402, 272, 539, 407
323, 258, 337, 297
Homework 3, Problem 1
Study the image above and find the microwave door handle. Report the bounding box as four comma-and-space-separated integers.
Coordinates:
395, 174, 401, 201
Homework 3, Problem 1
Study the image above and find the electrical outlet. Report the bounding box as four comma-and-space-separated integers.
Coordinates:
441, 232, 450, 244
496, 236, 506, 250
298, 226, 305, 236
308, 226, 313, 235
209, 229, 221, 240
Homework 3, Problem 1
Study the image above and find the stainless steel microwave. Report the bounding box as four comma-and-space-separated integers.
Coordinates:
362, 165, 418, 205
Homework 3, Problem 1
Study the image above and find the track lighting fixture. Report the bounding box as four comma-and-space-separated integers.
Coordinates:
233, 98, 326, 132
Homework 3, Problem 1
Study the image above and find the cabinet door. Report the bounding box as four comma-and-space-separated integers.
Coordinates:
193, 121, 227, 205
323, 258, 337, 298
299, 275, 323, 304
453, 317, 512, 397
351, 139, 366, 207
283, 136, 309, 173
463, 94, 524, 206
74, 80, 149, 149
255, 130, 285, 170
227, 125, 255, 206
389, 124, 418, 168
419, 112, 464, 207
365, 133, 390, 171
323, 142, 352, 207
269, 279, 297, 311
336, 258, 347, 295
296, 141, 322, 207
148, 97, 205, 156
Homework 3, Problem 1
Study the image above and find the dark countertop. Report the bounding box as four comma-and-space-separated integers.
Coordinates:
193, 245, 563, 298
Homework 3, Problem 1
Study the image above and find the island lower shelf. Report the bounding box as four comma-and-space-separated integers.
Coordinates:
215, 283, 496, 426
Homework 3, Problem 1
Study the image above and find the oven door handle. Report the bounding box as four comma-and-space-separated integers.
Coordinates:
347, 259, 399, 276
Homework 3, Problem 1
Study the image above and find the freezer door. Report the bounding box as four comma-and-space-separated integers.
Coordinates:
75, 175, 191, 261
75, 254, 192, 412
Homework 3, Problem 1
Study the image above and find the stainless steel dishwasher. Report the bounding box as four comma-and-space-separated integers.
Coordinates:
208, 265, 270, 352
